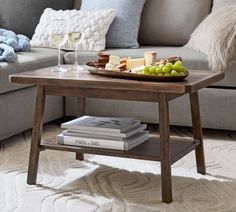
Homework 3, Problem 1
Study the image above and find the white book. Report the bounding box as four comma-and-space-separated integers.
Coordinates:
66, 124, 147, 138
62, 130, 124, 141
57, 131, 149, 151
62, 130, 148, 141
61, 116, 139, 133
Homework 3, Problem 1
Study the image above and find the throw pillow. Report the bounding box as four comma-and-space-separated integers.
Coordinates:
185, 5, 236, 71
30, 8, 115, 51
79, 0, 146, 48
212, 0, 236, 11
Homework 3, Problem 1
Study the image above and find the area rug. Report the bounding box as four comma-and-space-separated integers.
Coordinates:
0, 124, 236, 212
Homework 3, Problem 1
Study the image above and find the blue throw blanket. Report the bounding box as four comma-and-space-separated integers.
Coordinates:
0, 28, 31, 62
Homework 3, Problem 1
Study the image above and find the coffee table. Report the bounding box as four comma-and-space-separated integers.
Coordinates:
10, 66, 224, 203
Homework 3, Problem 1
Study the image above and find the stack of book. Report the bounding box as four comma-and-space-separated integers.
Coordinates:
56, 116, 149, 151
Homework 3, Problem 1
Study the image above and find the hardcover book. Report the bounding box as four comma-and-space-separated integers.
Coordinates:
57, 131, 149, 151
65, 124, 147, 138
61, 116, 140, 133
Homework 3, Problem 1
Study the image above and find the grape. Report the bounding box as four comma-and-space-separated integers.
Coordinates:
166, 63, 173, 69
172, 64, 180, 72
159, 64, 165, 69
142, 61, 186, 77
175, 61, 183, 67
149, 67, 156, 75
144, 66, 149, 74
179, 66, 187, 74
171, 70, 178, 76
162, 67, 171, 73
155, 67, 162, 74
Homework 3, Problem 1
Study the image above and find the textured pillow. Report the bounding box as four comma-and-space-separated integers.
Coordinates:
186, 5, 236, 71
212, 0, 236, 11
79, 0, 146, 48
0, 0, 73, 38
31, 8, 115, 51
139, 0, 212, 46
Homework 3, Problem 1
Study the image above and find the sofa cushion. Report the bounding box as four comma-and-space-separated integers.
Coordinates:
73, 0, 82, 9
63, 46, 236, 88
0, 48, 63, 94
212, 0, 236, 10
186, 5, 236, 71
31, 8, 115, 51
0, 0, 73, 38
139, 0, 212, 46
79, 0, 146, 48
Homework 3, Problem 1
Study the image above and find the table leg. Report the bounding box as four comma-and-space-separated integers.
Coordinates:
75, 97, 86, 161
27, 85, 46, 184
159, 93, 172, 203
190, 92, 206, 174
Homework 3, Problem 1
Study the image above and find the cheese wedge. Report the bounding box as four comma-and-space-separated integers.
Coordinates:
126, 58, 145, 69
145, 51, 157, 66
109, 55, 120, 65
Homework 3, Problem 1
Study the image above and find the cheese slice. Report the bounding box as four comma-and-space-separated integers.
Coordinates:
105, 63, 116, 70
126, 58, 145, 69
109, 55, 120, 65
145, 51, 157, 66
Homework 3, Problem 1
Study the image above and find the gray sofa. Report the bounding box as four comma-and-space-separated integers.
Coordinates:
1, 0, 236, 142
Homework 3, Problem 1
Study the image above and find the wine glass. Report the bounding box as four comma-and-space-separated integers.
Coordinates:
68, 31, 85, 71
50, 19, 68, 72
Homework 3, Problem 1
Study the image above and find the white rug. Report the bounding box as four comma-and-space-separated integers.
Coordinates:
0, 124, 236, 212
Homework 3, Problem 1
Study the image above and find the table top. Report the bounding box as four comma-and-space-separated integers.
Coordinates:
9, 66, 224, 93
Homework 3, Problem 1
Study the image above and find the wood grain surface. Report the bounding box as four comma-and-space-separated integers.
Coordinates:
9, 66, 224, 94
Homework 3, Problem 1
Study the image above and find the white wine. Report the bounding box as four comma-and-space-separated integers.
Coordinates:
50, 34, 68, 47
68, 32, 85, 44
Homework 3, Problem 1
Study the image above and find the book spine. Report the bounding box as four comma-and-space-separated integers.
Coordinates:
124, 136, 149, 150
61, 125, 122, 133
57, 135, 125, 150
65, 124, 147, 138
61, 120, 140, 133
62, 131, 124, 141
66, 129, 127, 138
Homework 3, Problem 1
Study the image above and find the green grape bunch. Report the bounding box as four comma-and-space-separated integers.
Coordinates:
142, 60, 187, 76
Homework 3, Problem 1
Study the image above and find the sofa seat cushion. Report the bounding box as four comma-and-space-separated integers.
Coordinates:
63, 46, 236, 88
0, 48, 62, 94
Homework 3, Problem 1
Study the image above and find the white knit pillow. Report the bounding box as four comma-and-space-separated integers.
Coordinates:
186, 5, 236, 71
31, 8, 115, 51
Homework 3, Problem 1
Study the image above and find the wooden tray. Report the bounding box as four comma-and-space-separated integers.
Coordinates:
85, 62, 189, 82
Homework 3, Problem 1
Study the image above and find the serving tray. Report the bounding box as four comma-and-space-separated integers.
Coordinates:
85, 62, 189, 82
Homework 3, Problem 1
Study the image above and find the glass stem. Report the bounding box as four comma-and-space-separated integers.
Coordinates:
57, 46, 61, 69
75, 44, 78, 66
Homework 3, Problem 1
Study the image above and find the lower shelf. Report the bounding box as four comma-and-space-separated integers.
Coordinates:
41, 135, 199, 164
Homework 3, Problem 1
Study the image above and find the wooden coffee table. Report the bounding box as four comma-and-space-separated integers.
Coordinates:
10, 66, 224, 203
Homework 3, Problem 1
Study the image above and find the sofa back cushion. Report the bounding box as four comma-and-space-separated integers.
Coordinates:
139, 0, 213, 46
73, 0, 82, 9
76, 0, 146, 48
0, 0, 74, 38
212, 0, 236, 10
